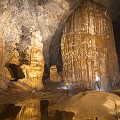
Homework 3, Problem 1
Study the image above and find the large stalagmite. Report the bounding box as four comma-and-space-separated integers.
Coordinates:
20, 30, 44, 89
61, 0, 119, 90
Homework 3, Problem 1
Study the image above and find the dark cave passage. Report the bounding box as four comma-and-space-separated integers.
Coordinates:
113, 21, 120, 70
5, 63, 25, 81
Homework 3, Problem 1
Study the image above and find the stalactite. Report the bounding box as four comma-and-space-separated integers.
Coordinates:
61, 0, 119, 90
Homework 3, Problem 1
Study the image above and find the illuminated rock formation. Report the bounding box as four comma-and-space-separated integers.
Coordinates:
61, 0, 119, 90
16, 99, 40, 120
50, 65, 62, 82
20, 30, 44, 89
0, 33, 8, 90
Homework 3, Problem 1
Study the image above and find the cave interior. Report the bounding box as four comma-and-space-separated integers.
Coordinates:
0, 0, 120, 120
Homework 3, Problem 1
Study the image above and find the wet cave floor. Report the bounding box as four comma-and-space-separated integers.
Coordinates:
0, 81, 119, 120
0, 81, 77, 120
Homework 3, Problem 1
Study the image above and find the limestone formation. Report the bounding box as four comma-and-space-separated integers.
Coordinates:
20, 30, 44, 89
0, 0, 119, 91
50, 65, 62, 82
0, 33, 8, 90
61, 0, 119, 90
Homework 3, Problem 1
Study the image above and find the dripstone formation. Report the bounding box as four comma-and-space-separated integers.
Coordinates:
61, 0, 119, 90
20, 30, 44, 89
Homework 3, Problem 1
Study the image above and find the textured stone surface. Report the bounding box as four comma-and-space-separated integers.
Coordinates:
61, 0, 119, 90
0, 35, 8, 90
0, 0, 119, 90
0, 0, 80, 90
51, 92, 120, 120
50, 65, 62, 82
0, 0, 119, 65
20, 30, 44, 89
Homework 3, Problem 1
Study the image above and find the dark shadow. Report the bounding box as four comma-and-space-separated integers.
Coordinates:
5, 63, 25, 81
113, 21, 120, 71
40, 98, 75, 120
38, 0, 48, 6
49, 1, 82, 74
49, 22, 63, 74
43, 0, 82, 80
42, 64, 50, 83
54, 110, 75, 120
110, 21, 120, 88
40, 98, 50, 120
0, 104, 21, 120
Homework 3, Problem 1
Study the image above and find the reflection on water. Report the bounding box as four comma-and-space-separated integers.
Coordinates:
16, 99, 40, 120
0, 104, 21, 120
40, 98, 75, 120
0, 98, 74, 120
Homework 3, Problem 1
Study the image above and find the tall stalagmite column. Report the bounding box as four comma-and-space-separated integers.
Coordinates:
20, 30, 44, 89
61, 0, 119, 90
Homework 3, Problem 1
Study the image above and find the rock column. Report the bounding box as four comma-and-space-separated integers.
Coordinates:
20, 30, 44, 89
61, 0, 119, 90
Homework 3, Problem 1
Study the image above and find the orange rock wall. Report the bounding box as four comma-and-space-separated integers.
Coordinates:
61, 0, 119, 90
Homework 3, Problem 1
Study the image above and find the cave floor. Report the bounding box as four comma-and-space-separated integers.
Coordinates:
0, 82, 77, 105
0, 80, 119, 106
0, 81, 119, 120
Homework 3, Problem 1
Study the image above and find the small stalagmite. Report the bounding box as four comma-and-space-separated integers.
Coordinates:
50, 65, 62, 82
61, 0, 119, 90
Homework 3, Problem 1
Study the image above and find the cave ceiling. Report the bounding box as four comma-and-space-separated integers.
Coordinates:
0, 0, 120, 66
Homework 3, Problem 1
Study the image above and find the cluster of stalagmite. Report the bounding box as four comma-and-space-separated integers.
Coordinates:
61, 0, 119, 90
50, 65, 62, 82
20, 30, 44, 89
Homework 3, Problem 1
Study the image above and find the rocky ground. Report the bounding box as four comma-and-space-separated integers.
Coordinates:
0, 81, 119, 120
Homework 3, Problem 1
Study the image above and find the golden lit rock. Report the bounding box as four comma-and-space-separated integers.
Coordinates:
5, 42, 19, 65
5, 67, 12, 80
0, 36, 8, 90
50, 65, 62, 82
20, 30, 44, 89
61, 0, 119, 90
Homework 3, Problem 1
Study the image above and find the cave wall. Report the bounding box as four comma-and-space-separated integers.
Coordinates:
0, 34, 8, 90
20, 30, 44, 89
61, 0, 119, 90
0, 0, 120, 90
0, 0, 82, 90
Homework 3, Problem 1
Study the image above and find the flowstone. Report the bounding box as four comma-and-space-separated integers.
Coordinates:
20, 30, 44, 89
50, 65, 62, 82
61, 0, 119, 90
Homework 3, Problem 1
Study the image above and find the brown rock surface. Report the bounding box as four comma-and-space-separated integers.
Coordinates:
61, 0, 119, 90
0, 0, 120, 90
50, 65, 62, 82
20, 30, 44, 89
51, 92, 120, 120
